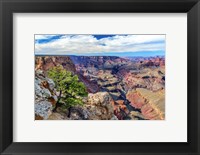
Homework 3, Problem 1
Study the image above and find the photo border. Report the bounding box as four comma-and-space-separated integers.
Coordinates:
0, 0, 199, 154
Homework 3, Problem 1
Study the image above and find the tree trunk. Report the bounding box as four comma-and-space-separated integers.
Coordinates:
68, 107, 72, 118
53, 90, 62, 112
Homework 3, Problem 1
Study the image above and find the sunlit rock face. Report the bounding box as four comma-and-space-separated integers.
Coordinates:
123, 67, 165, 92
35, 56, 76, 73
126, 88, 165, 120
84, 92, 117, 120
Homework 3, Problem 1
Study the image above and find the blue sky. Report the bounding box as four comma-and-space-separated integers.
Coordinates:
35, 34, 165, 57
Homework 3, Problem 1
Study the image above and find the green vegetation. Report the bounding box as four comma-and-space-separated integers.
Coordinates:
47, 65, 88, 111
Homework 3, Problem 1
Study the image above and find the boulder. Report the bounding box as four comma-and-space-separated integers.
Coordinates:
35, 101, 53, 120
84, 92, 117, 120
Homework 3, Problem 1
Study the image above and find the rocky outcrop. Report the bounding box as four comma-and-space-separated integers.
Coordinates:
65, 92, 118, 120
84, 92, 117, 120
126, 88, 165, 120
35, 56, 76, 74
48, 92, 117, 120
35, 69, 58, 120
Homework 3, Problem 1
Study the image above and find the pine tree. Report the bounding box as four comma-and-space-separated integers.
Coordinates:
47, 65, 88, 111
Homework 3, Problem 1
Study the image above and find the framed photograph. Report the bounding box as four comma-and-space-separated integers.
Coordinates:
0, 0, 200, 154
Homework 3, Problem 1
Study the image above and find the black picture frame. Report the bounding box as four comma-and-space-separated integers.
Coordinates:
0, 0, 200, 154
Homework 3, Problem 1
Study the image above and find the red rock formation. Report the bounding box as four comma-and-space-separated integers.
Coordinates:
126, 88, 165, 120
112, 100, 129, 120
35, 56, 76, 74
126, 92, 146, 109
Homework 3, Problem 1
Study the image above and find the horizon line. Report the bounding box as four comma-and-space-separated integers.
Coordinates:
35, 54, 165, 57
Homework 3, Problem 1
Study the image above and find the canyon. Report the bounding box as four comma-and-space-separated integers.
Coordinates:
35, 55, 165, 120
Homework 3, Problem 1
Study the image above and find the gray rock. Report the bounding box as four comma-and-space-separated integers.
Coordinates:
35, 83, 42, 97
47, 78, 55, 90
35, 69, 58, 120
35, 101, 53, 119
68, 107, 89, 120
52, 95, 58, 102
42, 88, 51, 98
35, 70, 46, 80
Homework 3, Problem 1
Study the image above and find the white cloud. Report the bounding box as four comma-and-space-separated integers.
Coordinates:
35, 34, 165, 55
35, 35, 59, 40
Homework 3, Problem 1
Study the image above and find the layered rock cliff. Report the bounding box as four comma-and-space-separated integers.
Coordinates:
35, 56, 76, 73
126, 88, 165, 120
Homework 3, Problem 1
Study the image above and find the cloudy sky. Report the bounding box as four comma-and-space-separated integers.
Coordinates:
35, 34, 165, 56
